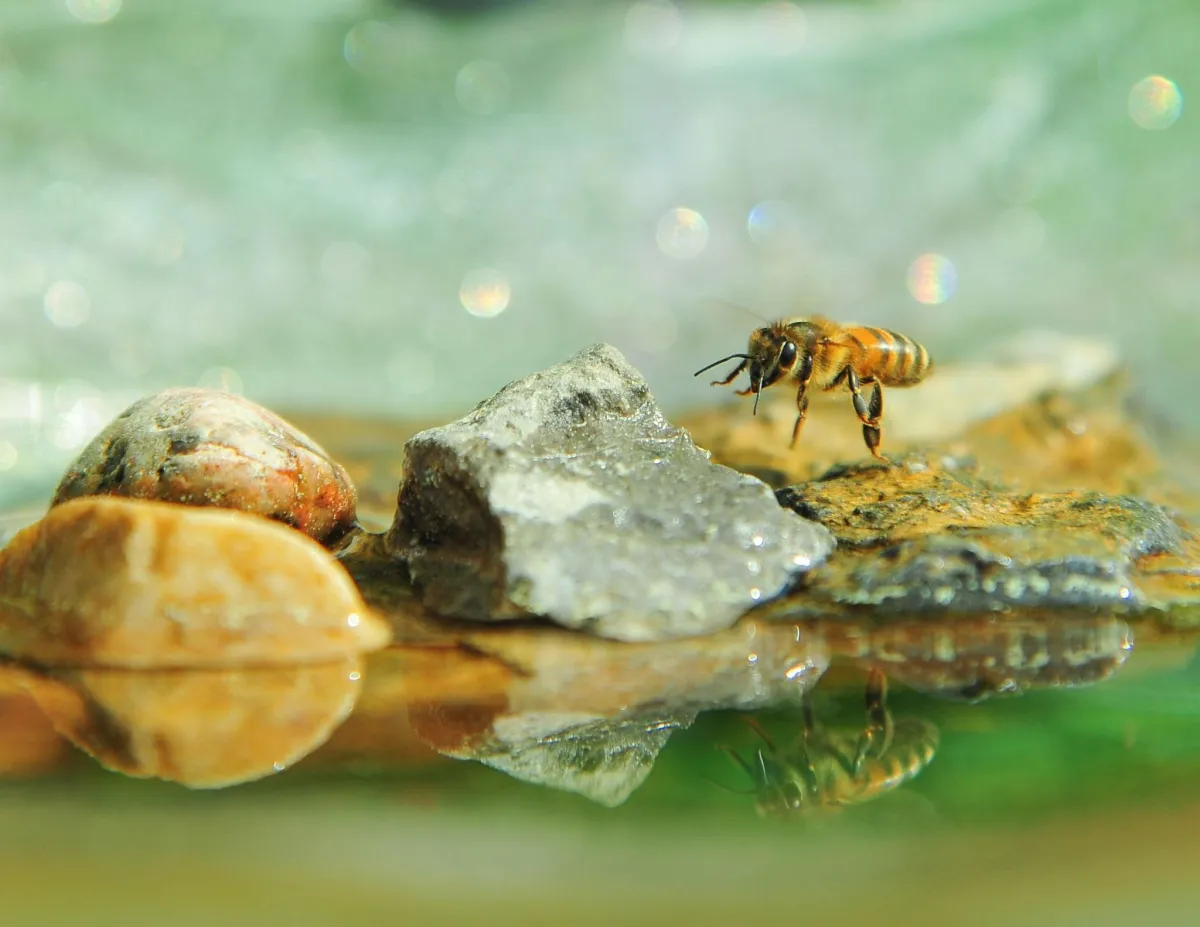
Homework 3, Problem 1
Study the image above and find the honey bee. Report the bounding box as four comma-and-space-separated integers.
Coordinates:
694, 316, 934, 460
719, 669, 939, 817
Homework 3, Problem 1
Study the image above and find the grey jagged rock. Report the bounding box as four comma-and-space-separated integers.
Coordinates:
386, 343, 834, 642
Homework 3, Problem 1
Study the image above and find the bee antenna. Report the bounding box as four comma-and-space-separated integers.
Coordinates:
756, 748, 771, 787
693, 353, 752, 377
708, 746, 763, 795
703, 297, 772, 324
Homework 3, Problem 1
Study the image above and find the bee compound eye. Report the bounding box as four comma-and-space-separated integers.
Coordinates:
780, 341, 798, 367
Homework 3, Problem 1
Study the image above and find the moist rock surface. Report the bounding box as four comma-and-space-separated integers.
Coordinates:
386, 343, 834, 642
775, 454, 1180, 615
0, 496, 391, 668
52, 388, 358, 546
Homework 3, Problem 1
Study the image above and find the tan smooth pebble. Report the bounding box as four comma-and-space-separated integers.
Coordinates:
0, 496, 391, 668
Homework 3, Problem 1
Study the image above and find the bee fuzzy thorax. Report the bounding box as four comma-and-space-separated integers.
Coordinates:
696, 316, 933, 462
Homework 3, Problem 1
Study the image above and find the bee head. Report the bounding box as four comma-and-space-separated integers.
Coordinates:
751, 752, 816, 818
693, 320, 814, 415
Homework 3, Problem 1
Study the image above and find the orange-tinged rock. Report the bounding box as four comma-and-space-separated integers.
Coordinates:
22, 660, 362, 788
0, 496, 391, 668
52, 388, 358, 546
0, 665, 72, 777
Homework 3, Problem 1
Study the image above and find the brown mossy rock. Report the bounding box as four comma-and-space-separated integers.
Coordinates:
52, 388, 359, 546
771, 454, 1183, 619
0, 496, 391, 669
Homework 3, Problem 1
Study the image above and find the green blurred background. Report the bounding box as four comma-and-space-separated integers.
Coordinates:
2, 1, 1199, 923
0, 0, 1195, 507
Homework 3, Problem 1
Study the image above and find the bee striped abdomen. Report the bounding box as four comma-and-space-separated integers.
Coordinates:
842, 326, 932, 386
828, 718, 939, 806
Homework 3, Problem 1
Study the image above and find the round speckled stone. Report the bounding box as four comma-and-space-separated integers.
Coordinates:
52, 388, 358, 546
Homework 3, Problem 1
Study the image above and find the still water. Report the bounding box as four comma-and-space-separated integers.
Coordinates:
2, 629, 1198, 925
3, 0, 1199, 923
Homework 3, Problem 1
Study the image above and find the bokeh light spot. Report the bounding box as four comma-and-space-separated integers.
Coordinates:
197, 367, 244, 396
624, 1, 681, 56
66, 0, 121, 24
746, 199, 800, 249
44, 280, 91, 328
906, 253, 957, 305
455, 60, 511, 115
0, 440, 17, 472
344, 20, 398, 75
657, 207, 709, 259
50, 382, 104, 451
1128, 75, 1183, 130
459, 268, 511, 318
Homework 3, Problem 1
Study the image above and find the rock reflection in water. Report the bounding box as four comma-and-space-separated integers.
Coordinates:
17, 659, 363, 788
806, 614, 1134, 701
0, 664, 72, 777
342, 590, 830, 805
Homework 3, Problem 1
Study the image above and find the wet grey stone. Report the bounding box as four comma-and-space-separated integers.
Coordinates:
386, 343, 835, 642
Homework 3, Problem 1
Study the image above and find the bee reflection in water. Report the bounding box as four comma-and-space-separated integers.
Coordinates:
720, 669, 939, 817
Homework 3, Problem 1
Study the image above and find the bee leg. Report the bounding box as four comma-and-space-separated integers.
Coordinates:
711, 358, 748, 387
715, 745, 764, 791
851, 668, 895, 775
791, 690, 824, 793
789, 390, 810, 448
846, 371, 888, 461
742, 714, 779, 753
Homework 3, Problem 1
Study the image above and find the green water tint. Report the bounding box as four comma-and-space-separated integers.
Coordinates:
7, 637, 1196, 831
636, 639, 1200, 828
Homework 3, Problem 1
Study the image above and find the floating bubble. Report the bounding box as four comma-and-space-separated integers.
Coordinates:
1128, 75, 1183, 130
44, 280, 90, 329
746, 199, 801, 249
624, 0, 681, 56
197, 367, 244, 396
656, 207, 709, 259
455, 59, 511, 115
906, 253, 957, 305
343, 20, 398, 75
65, 0, 121, 24
0, 440, 16, 472
459, 268, 511, 317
